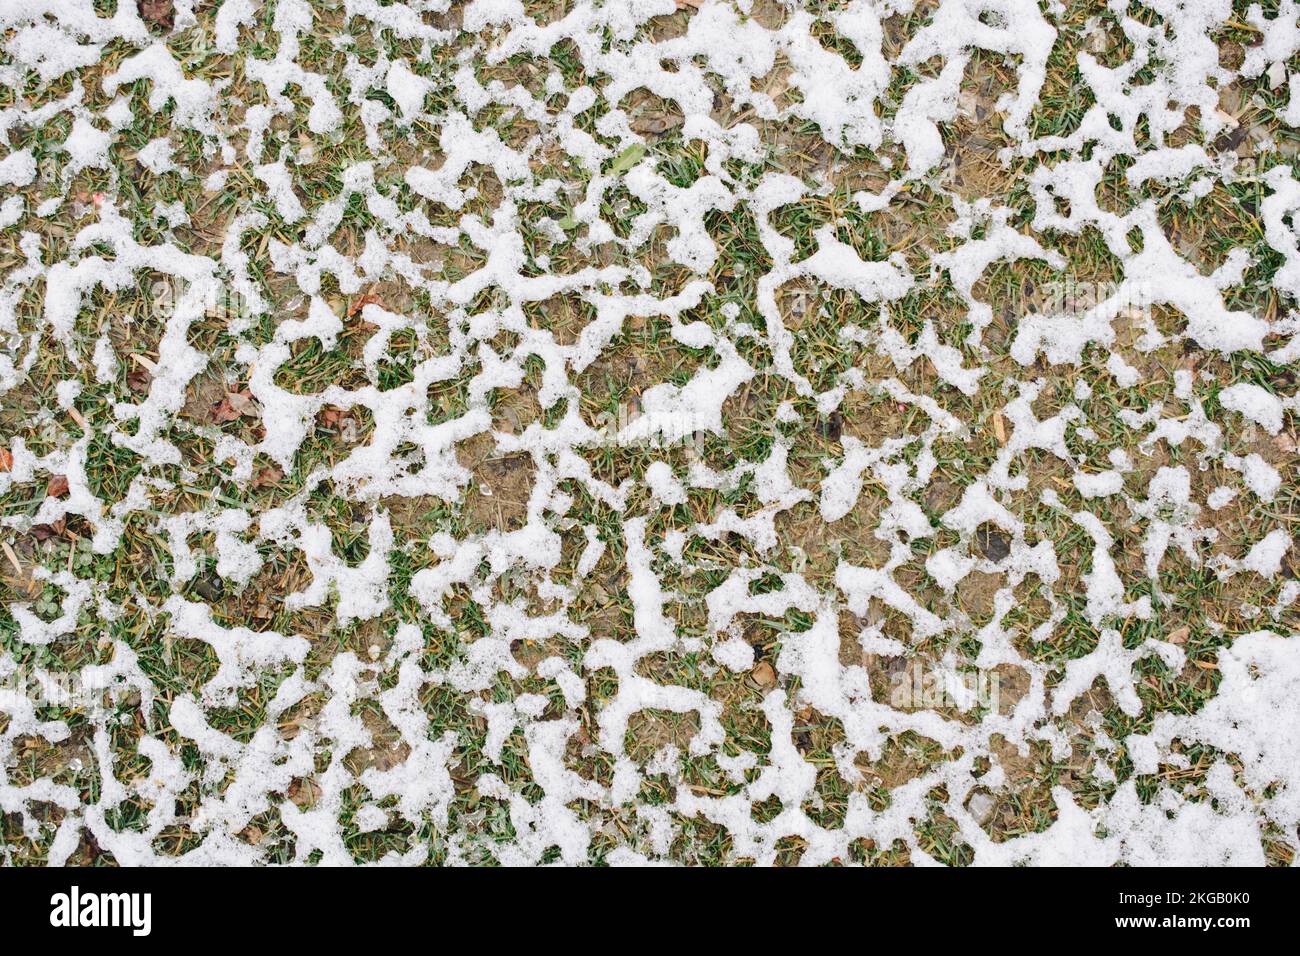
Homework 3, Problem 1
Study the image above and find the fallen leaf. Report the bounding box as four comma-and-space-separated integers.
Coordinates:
46, 475, 69, 498
0, 447, 11, 472
127, 367, 151, 394
225, 389, 259, 418
193, 573, 223, 601
1214, 123, 1248, 153
976, 525, 1011, 561
675, 0, 705, 8
347, 293, 384, 318
0, 541, 39, 597
252, 465, 283, 489
751, 661, 777, 687
1, 540, 22, 576
764, 69, 791, 101
631, 112, 683, 135
1193, 658, 1219, 671
1167, 626, 1189, 645
608, 143, 646, 176
319, 406, 346, 428
288, 777, 320, 808
212, 390, 257, 423
817, 412, 844, 442
992, 411, 1007, 445
138, 0, 174, 28
210, 398, 241, 423
32, 518, 67, 541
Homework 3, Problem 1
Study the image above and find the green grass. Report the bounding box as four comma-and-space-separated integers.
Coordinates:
0, 0, 1297, 867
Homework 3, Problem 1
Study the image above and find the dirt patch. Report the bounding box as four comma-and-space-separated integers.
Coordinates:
626, 708, 701, 763
457, 433, 536, 533
956, 569, 1003, 622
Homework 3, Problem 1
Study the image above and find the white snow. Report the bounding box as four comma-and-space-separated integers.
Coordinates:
1, 0, 1298, 869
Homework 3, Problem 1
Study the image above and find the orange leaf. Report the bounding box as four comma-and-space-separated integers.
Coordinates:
319, 406, 346, 428
347, 293, 384, 318
46, 475, 69, 498
0, 447, 11, 472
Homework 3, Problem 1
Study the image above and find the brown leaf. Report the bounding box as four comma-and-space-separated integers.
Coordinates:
1167, 626, 1189, 646
138, 0, 174, 28
211, 390, 257, 423
319, 406, 346, 428
287, 777, 320, 809
0, 447, 11, 472
1, 541, 40, 597
127, 367, 151, 394
32, 518, 67, 541
1193, 658, 1219, 671
992, 411, 1007, 445
252, 464, 283, 489
46, 475, 69, 498
631, 112, 684, 135
675, 0, 705, 8
225, 389, 259, 418
347, 293, 384, 318
210, 398, 241, 423
751, 661, 777, 687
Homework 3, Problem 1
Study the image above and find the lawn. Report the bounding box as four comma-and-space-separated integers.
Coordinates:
0, 0, 1297, 866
